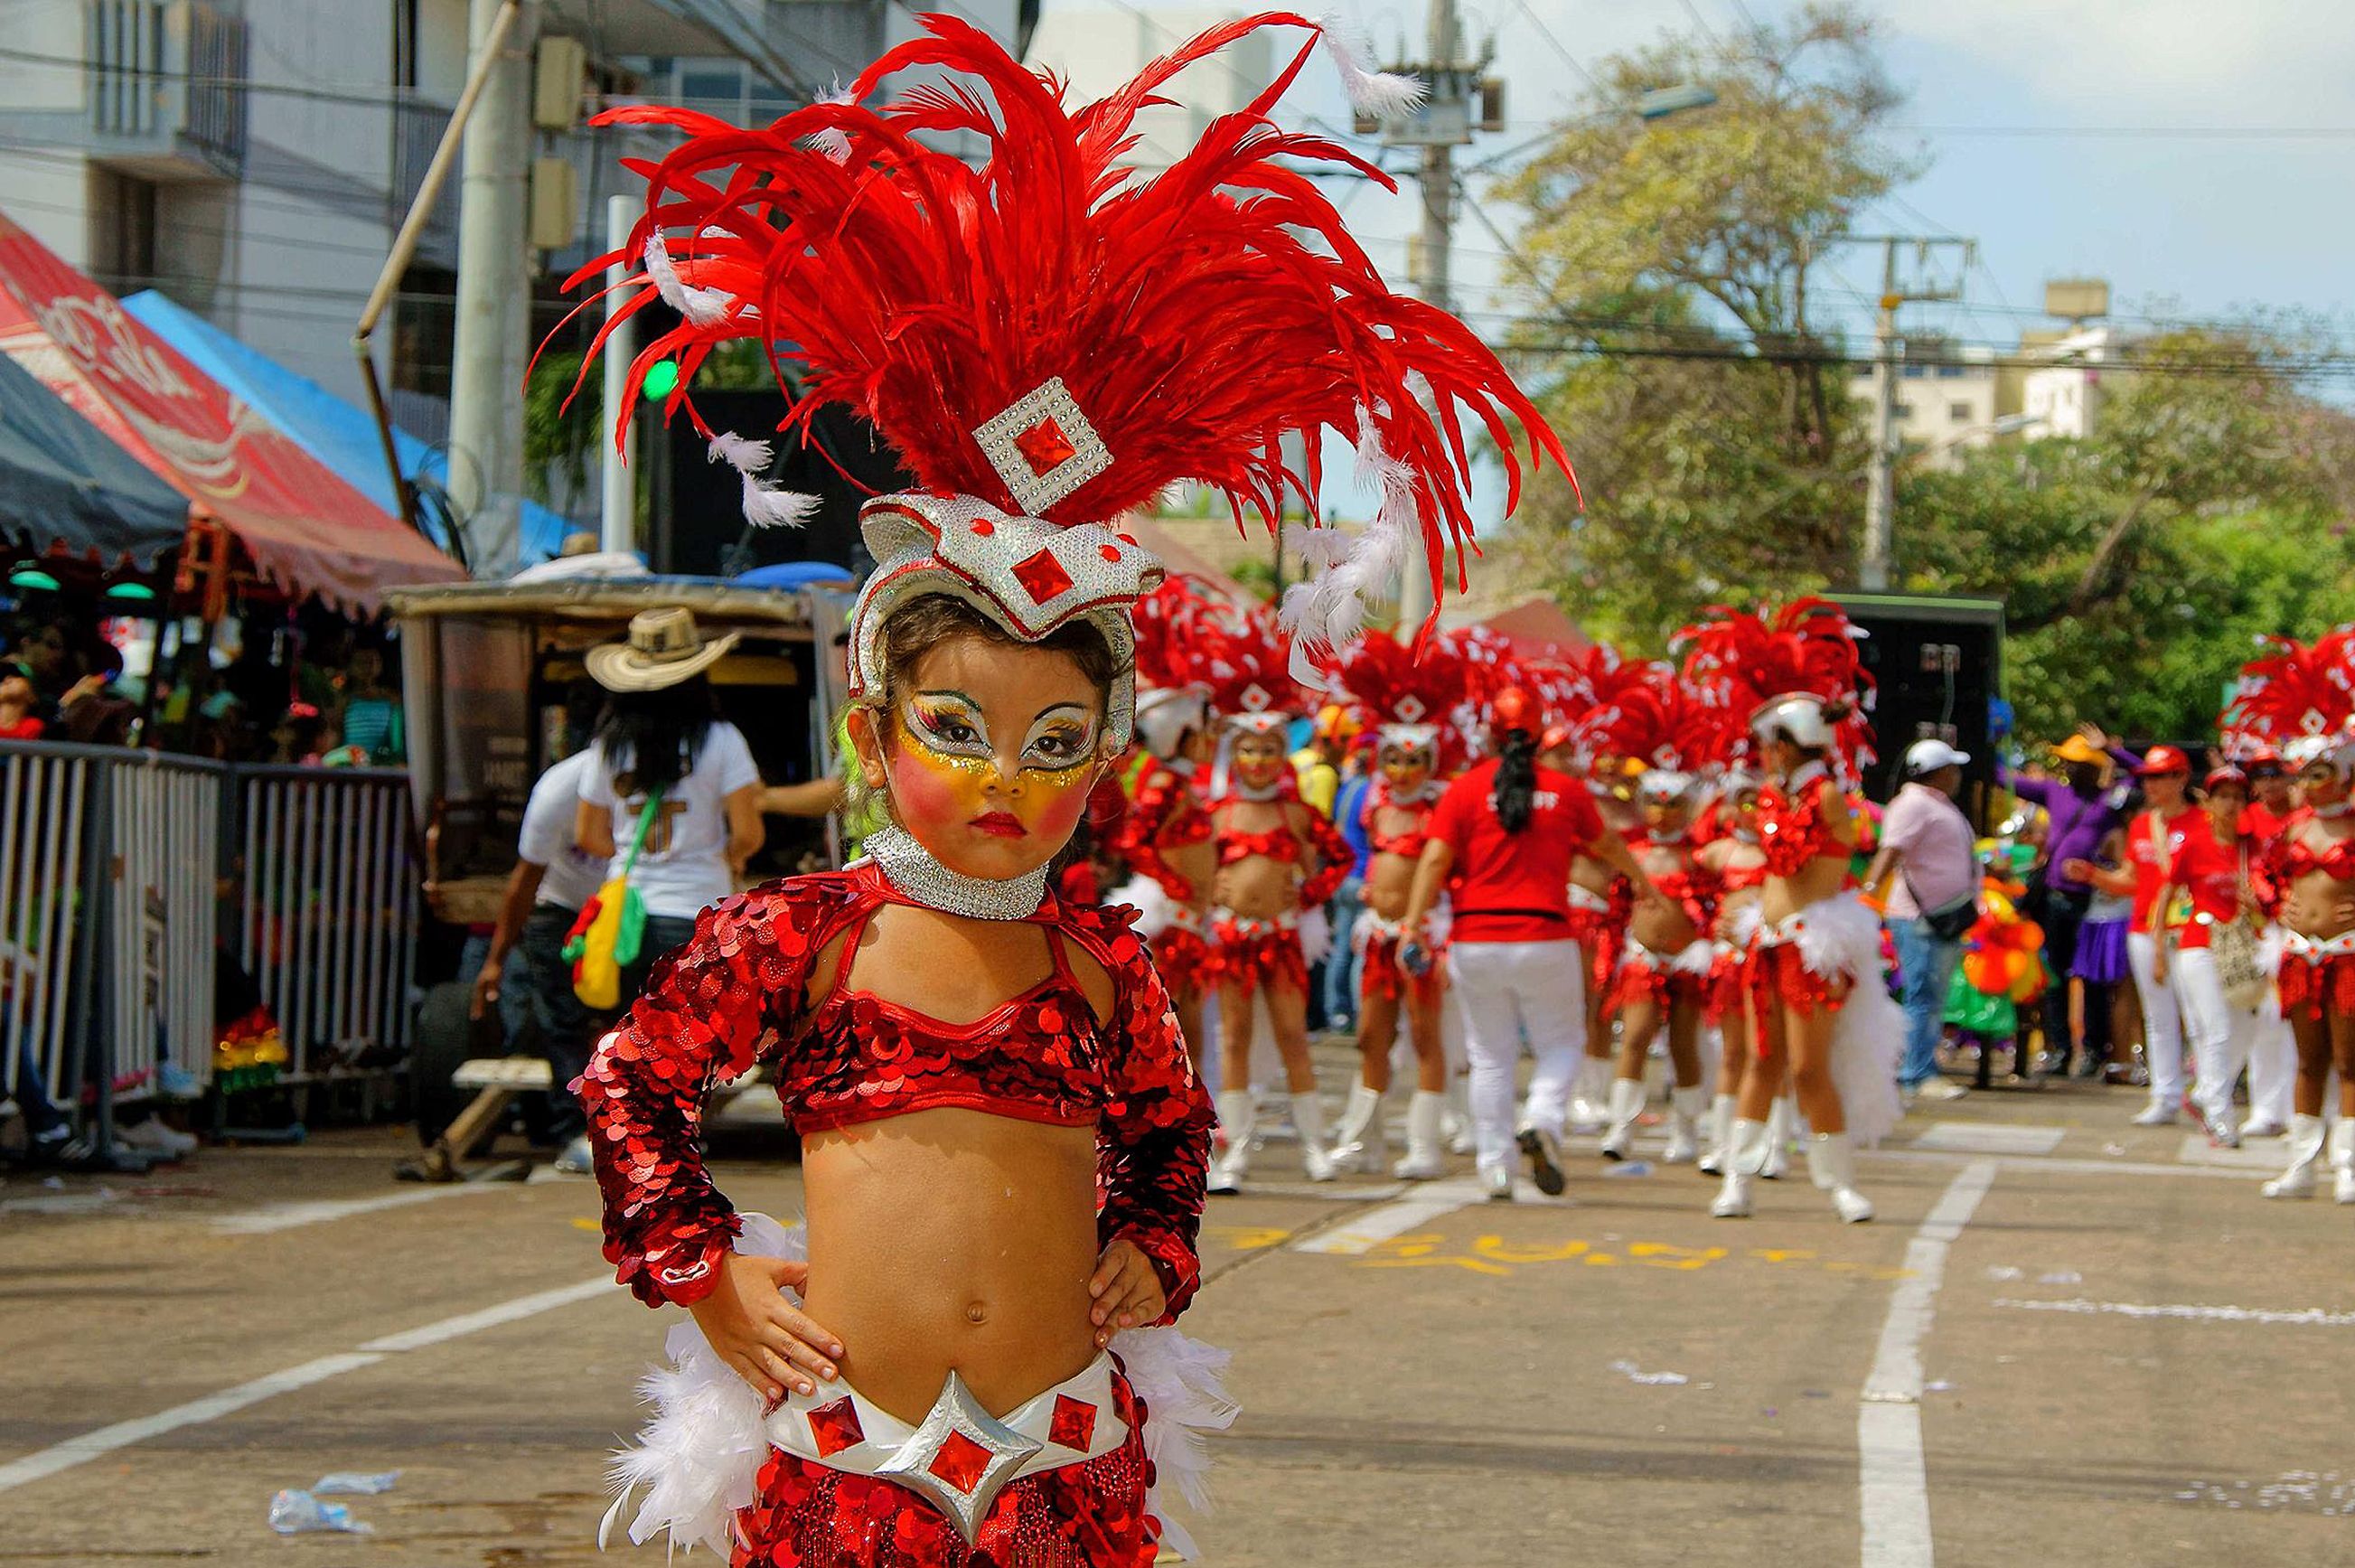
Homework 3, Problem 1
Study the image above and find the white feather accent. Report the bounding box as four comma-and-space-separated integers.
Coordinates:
599, 1216, 808, 1558
705, 434, 816, 529
643, 231, 736, 328
1316, 14, 1426, 120
1299, 906, 1333, 967
1670, 938, 1716, 977
1279, 408, 1419, 679
706, 432, 774, 474
1285, 521, 1355, 571
1113, 1326, 1238, 1559
1785, 894, 1904, 1149
802, 79, 858, 161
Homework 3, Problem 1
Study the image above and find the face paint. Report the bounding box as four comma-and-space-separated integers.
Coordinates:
1234, 733, 1289, 790
884, 690, 1101, 864
1379, 745, 1433, 796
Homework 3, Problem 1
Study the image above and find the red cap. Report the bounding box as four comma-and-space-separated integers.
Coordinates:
1491, 686, 1535, 735
2137, 745, 2191, 776
2203, 765, 2247, 793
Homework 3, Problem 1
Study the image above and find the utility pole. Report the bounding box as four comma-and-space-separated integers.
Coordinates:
599, 192, 637, 556
1856, 234, 1973, 592
446, 0, 539, 578
1374, 0, 1489, 632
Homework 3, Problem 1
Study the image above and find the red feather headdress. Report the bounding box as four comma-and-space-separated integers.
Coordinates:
555, 12, 1569, 681
1333, 628, 1469, 766
1675, 597, 1875, 766
2221, 627, 2355, 765
1196, 600, 1306, 727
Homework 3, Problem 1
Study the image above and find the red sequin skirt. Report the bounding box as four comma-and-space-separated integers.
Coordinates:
1211, 915, 1307, 998
1751, 941, 1852, 1028
1360, 928, 1444, 1008
1564, 908, 1620, 1000
2275, 948, 2355, 1021
1606, 943, 1705, 1017
1151, 924, 1216, 998
732, 1377, 1158, 1567
1706, 944, 1752, 1028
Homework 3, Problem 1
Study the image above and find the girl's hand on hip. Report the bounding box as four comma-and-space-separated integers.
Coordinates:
1087, 1239, 1167, 1344
688, 1253, 843, 1405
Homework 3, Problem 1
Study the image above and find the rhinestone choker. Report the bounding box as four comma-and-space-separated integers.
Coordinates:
1229, 779, 1287, 803
864, 826, 1048, 921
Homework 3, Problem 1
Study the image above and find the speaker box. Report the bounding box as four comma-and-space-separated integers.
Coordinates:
1835, 594, 2005, 831
652, 390, 914, 578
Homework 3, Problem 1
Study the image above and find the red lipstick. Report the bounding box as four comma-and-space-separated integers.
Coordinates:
970, 812, 1027, 839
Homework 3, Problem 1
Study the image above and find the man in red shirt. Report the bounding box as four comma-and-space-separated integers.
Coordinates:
1399, 690, 1663, 1201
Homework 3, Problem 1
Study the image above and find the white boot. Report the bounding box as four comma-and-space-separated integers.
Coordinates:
1806, 1131, 1875, 1224
1663, 1085, 1707, 1165
1329, 1082, 1386, 1174
1759, 1095, 1796, 1180
2261, 1113, 2327, 1199
1697, 1093, 1738, 1176
1600, 1076, 1646, 1160
1291, 1092, 1337, 1182
1209, 1090, 1253, 1193
1443, 1079, 1475, 1155
1393, 1091, 1449, 1180
2332, 1120, 2355, 1206
1712, 1119, 1766, 1217
1568, 1056, 1611, 1135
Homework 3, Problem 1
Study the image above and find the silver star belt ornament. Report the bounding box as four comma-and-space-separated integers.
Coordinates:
874, 1371, 1046, 1543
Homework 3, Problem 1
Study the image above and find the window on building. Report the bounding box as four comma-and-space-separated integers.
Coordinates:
1901, 364, 1926, 379
1949, 401, 1973, 422
89, 170, 157, 291
1895, 400, 1915, 419
1937, 364, 1966, 379
680, 67, 744, 117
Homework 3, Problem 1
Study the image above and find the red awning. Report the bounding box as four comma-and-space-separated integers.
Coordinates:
0, 213, 463, 614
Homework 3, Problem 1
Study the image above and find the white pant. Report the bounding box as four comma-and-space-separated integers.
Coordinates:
2126, 931, 2185, 1110
1447, 939, 1587, 1172
2173, 946, 2254, 1131
2245, 998, 2296, 1127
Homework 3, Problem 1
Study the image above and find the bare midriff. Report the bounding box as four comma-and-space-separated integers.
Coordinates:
1364, 848, 1418, 920
2285, 858, 2355, 940
1163, 838, 1217, 912
1629, 842, 1698, 953
1763, 855, 1850, 924
800, 1107, 1102, 1422
1214, 800, 1299, 920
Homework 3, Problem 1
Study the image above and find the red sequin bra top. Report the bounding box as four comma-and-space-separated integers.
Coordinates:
1114, 762, 1214, 901
1365, 784, 1436, 860
2272, 810, 2355, 885
578, 863, 1214, 1317
1758, 770, 1852, 879
1212, 800, 1354, 906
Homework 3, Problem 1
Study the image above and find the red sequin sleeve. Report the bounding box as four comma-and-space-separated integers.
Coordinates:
1114, 765, 1197, 902
1074, 907, 1215, 1321
1295, 803, 1356, 908
578, 885, 820, 1308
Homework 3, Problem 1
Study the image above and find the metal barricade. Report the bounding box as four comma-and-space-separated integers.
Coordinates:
235, 765, 418, 1078
0, 740, 97, 1104
104, 752, 226, 1098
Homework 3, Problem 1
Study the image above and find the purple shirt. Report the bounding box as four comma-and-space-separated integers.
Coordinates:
2003, 745, 2140, 892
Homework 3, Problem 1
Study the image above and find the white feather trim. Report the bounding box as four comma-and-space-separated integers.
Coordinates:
643, 231, 736, 328
599, 1215, 808, 1558
801, 80, 858, 161
1316, 14, 1426, 120
1781, 894, 1904, 1149
707, 432, 774, 474
1285, 521, 1355, 571
1670, 938, 1716, 977
2258, 925, 2285, 979
1279, 410, 1419, 683
1113, 1326, 1238, 1559
706, 434, 819, 530
1111, 875, 1178, 942
1299, 905, 1333, 967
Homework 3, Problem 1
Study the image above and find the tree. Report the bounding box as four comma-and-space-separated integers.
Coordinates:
1491, 2, 1910, 646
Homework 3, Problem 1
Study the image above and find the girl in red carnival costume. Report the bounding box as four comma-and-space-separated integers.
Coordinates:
1324, 629, 1469, 1178
2221, 633, 2355, 1200
554, 14, 1567, 1563
1198, 606, 1356, 1191
1681, 601, 1901, 1224
1694, 766, 1769, 1176
2151, 765, 2267, 1148
1581, 671, 1733, 1165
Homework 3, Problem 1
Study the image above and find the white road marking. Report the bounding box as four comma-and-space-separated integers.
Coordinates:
1908, 1122, 2066, 1157
211, 1184, 502, 1235
1993, 1296, 2355, 1328
2169, 1134, 2285, 1170
1858, 1158, 1997, 1568
1288, 1175, 1572, 1253
1871, 1147, 2266, 1182
0, 1277, 614, 1495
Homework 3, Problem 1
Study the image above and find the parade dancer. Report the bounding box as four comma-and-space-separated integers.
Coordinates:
2151, 766, 2266, 1149
1200, 609, 1355, 1191
1683, 601, 1901, 1224
1694, 768, 1769, 1175
1398, 689, 1665, 1201
556, 15, 1567, 1562
2223, 634, 2355, 1195
1325, 630, 1468, 1179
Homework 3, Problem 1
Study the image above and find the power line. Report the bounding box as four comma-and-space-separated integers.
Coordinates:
1891, 123, 2355, 141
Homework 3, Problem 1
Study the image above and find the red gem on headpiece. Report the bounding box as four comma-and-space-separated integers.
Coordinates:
807, 1396, 865, 1458
1099, 544, 1123, 563
1012, 548, 1074, 603
1048, 1394, 1098, 1451
1014, 416, 1077, 475
971, 518, 995, 537
926, 1430, 993, 1493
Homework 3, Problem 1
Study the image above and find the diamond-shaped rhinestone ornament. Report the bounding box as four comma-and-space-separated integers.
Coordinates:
874, 1371, 1044, 1543
1010, 547, 1075, 605
1393, 694, 1427, 723
973, 377, 1112, 516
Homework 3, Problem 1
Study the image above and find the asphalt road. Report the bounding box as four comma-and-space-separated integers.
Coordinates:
5, 1056, 2350, 1567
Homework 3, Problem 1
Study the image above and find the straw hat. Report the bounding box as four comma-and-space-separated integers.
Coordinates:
2053, 734, 2107, 767
586, 608, 740, 693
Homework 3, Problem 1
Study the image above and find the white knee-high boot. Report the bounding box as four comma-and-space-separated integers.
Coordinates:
2262, 1113, 2328, 1199
1697, 1093, 1738, 1175
1291, 1092, 1337, 1182
1806, 1131, 1874, 1224
1209, 1090, 1253, 1192
1663, 1085, 1707, 1164
1569, 1055, 1611, 1134
1393, 1090, 1449, 1180
1329, 1082, 1386, 1174
2332, 1120, 2355, 1205
1600, 1076, 1646, 1160
1712, 1119, 1767, 1217
1759, 1094, 1796, 1179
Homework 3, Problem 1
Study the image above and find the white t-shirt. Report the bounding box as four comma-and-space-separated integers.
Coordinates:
516, 751, 605, 913
579, 720, 762, 918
